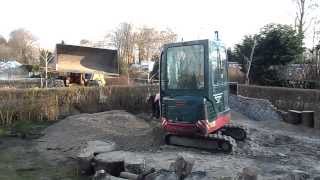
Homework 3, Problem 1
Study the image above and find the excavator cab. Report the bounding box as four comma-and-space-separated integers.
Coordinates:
159, 35, 245, 152
160, 37, 229, 133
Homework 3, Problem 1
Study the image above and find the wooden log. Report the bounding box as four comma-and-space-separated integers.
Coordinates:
301, 111, 314, 128
287, 110, 302, 125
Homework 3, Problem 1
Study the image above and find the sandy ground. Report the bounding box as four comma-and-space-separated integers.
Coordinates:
0, 137, 87, 180
35, 110, 320, 179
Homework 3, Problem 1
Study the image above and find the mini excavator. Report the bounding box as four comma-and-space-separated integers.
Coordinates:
159, 32, 246, 153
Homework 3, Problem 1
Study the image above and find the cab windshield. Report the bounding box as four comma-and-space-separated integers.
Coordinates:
166, 44, 205, 89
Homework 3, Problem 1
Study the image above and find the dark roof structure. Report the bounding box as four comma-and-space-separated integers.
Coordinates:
53, 44, 118, 75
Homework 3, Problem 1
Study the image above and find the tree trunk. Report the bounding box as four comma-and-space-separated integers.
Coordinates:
245, 38, 257, 85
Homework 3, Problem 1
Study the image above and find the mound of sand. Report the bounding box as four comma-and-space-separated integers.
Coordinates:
36, 110, 164, 161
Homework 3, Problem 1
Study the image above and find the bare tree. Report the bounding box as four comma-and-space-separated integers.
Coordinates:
8, 28, 38, 64
154, 28, 177, 56
39, 49, 53, 88
0, 35, 6, 45
106, 23, 177, 75
244, 37, 257, 85
135, 27, 155, 62
293, 0, 320, 80
293, 0, 319, 46
106, 23, 136, 74
134, 27, 177, 62
0, 35, 12, 61
308, 19, 320, 80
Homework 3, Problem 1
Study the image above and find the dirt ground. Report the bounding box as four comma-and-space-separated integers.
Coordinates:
2, 110, 320, 179
34, 110, 320, 179
0, 137, 87, 180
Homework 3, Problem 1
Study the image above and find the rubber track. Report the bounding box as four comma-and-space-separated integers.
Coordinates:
219, 123, 248, 141
166, 134, 237, 153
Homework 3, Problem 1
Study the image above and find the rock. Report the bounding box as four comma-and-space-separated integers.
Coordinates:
237, 167, 258, 180
79, 140, 116, 157
93, 169, 107, 180
219, 177, 234, 180
104, 174, 127, 180
119, 172, 138, 179
92, 170, 127, 180
184, 171, 209, 180
229, 95, 282, 122
94, 151, 145, 176
277, 153, 287, 158
77, 140, 116, 175
169, 154, 195, 179
283, 170, 310, 180
144, 169, 179, 180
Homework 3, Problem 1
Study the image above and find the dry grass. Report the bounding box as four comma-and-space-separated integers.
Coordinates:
0, 85, 158, 127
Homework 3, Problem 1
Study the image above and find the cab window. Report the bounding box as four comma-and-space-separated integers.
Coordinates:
210, 46, 227, 85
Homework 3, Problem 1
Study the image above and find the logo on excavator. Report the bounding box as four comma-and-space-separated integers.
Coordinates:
213, 93, 223, 103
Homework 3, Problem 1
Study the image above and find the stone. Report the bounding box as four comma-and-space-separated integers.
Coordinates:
283, 170, 310, 180
277, 153, 287, 158
144, 169, 179, 180
92, 170, 127, 180
237, 167, 258, 180
77, 140, 116, 174
79, 140, 116, 157
94, 151, 145, 176
105, 174, 127, 180
169, 154, 195, 179
184, 171, 209, 180
229, 95, 282, 122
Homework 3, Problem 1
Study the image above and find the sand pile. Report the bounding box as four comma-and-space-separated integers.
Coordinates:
36, 110, 164, 161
